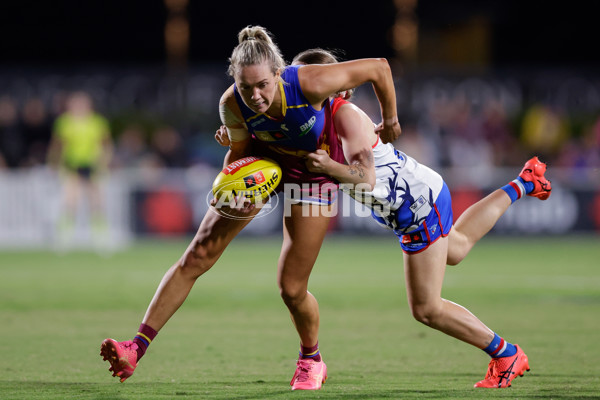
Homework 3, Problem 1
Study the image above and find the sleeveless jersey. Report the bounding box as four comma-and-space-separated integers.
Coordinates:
233, 65, 345, 204
332, 97, 445, 234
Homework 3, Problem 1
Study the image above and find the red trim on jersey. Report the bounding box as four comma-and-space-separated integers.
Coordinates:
422, 221, 432, 242
372, 135, 380, 148
332, 97, 380, 148
434, 204, 448, 237
331, 97, 349, 115
400, 203, 450, 255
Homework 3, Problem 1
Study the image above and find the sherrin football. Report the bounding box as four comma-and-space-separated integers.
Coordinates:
212, 156, 282, 204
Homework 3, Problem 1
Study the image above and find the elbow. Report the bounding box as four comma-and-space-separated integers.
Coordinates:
366, 173, 376, 191
358, 170, 376, 192
374, 58, 391, 78
376, 57, 390, 67
355, 178, 375, 193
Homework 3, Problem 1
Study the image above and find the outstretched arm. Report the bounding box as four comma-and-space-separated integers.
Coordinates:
298, 59, 401, 143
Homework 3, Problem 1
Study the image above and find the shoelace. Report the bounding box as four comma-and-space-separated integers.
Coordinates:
485, 359, 498, 379
295, 361, 314, 382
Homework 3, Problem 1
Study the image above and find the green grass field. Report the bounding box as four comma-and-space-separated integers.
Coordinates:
1, 235, 599, 399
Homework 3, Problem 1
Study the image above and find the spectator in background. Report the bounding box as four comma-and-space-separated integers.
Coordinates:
444, 95, 494, 181
0, 95, 27, 169
50, 91, 69, 119
480, 99, 522, 167
47, 91, 113, 249
394, 122, 439, 168
582, 117, 600, 168
112, 123, 151, 169
556, 114, 600, 182
520, 102, 570, 161
21, 97, 52, 167
150, 125, 187, 168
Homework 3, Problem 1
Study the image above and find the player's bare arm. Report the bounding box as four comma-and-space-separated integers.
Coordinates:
298, 59, 401, 143
305, 103, 375, 189
219, 86, 252, 168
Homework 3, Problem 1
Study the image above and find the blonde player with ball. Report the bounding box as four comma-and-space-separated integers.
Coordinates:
100, 25, 399, 390
218, 48, 552, 389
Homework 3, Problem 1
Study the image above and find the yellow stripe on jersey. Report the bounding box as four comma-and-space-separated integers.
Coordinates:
279, 80, 287, 116
246, 113, 264, 123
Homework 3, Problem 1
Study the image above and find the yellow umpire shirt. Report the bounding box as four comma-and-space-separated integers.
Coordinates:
53, 113, 110, 169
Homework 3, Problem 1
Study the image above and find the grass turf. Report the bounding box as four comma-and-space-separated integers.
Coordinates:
1, 235, 599, 399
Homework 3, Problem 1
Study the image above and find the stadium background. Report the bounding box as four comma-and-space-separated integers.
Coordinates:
2, 5, 599, 398
1, 0, 599, 248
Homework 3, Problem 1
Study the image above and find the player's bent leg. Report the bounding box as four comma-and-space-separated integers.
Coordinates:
404, 237, 496, 348
142, 206, 259, 330
144, 207, 260, 331
101, 206, 259, 381
405, 238, 530, 388
279, 202, 331, 389
447, 190, 511, 266
447, 157, 551, 266
278, 202, 331, 346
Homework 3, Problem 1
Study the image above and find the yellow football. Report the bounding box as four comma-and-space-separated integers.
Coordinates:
212, 156, 282, 204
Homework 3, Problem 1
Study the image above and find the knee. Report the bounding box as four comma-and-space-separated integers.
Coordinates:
409, 301, 444, 327
446, 228, 475, 265
279, 282, 307, 309
446, 253, 464, 266
446, 234, 469, 266
177, 244, 216, 279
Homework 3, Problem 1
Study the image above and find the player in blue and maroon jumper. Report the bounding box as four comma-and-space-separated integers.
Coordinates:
100, 25, 400, 390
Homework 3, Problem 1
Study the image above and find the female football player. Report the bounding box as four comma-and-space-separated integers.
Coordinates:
100, 25, 399, 390
218, 47, 551, 389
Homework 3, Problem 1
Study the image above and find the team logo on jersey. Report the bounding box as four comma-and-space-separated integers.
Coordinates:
299, 116, 316, 137
409, 195, 428, 213
243, 171, 266, 188
255, 130, 290, 142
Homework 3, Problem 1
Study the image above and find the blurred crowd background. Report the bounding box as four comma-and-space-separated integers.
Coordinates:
1, 0, 598, 248
1, 66, 599, 173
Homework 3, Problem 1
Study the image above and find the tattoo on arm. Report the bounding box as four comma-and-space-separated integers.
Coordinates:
348, 164, 366, 178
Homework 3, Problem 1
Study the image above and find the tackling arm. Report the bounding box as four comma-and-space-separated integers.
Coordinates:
305, 103, 376, 190
298, 59, 401, 143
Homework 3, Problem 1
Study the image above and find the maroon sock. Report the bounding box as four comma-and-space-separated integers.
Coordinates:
132, 323, 158, 362
300, 342, 321, 362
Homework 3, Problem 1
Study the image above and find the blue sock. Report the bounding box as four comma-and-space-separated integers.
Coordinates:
483, 333, 517, 358
501, 177, 534, 203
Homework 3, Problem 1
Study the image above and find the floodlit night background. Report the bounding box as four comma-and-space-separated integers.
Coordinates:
1, 0, 598, 248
